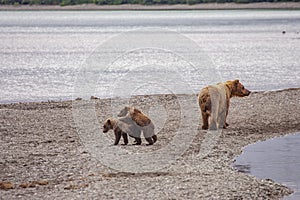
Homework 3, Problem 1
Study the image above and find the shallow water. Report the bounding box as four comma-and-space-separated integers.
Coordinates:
233, 133, 300, 199
0, 11, 300, 103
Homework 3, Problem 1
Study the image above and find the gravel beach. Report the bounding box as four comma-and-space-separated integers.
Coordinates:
0, 88, 299, 199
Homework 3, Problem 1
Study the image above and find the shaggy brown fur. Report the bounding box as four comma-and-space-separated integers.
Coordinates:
118, 106, 151, 127
198, 80, 251, 130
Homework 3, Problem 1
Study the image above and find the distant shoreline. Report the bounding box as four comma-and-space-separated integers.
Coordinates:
1, 2, 300, 11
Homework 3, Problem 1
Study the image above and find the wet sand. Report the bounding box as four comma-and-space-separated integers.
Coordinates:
0, 88, 299, 199
1, 2, 300, 10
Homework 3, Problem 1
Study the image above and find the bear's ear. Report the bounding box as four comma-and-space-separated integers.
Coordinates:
234, 80, 240, 85
107, 119, 111, 125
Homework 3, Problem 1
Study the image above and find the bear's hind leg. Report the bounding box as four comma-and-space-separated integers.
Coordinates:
152, 135, 157, 143
145, 137, 154, 145
209, 111, 218, 130
201, 111, 209, 130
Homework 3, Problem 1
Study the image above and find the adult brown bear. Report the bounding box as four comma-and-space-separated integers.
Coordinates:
198, 80, 251, 130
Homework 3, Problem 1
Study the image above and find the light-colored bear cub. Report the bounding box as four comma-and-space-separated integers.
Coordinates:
103, 118, 141, 145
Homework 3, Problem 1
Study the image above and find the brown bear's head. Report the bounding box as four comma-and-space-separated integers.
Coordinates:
228, 80, 251, 97
103, 118, 113, 133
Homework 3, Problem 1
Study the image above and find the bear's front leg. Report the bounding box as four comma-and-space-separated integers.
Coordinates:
218, 108, 227, 129
121, 132, 128, 145
223, 100, 230, 128
114, 130, 122, 145
223, 122, 229, 129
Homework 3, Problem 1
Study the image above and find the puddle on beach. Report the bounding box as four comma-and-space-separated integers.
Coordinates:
233, 132, 300, 200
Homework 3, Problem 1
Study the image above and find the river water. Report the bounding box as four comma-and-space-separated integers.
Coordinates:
0, 10, 300, 103
233, 133, 300, 199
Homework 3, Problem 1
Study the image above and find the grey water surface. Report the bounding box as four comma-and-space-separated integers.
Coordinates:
0, 10, 300, 103
233, 133, 300, 199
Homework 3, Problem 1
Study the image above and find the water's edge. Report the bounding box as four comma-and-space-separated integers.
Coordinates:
232, 132, 300, 199
0, 87, 299, 105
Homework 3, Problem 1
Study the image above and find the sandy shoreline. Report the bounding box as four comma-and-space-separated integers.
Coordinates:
0, 88, 300, 199
1, 2, 300, 11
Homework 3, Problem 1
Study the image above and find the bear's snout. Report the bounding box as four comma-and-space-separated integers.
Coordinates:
103, 125, 109, 133
245, 90, 251, 96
